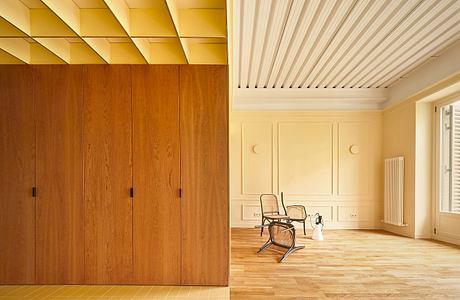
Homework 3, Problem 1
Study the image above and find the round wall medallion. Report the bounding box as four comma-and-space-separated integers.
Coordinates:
349, 144, 360, 154
252, 144, 263, 154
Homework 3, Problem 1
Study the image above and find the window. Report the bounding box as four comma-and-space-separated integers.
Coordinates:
440, 102, 460, 213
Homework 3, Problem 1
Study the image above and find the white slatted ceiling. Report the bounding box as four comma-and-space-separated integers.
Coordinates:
267, 0, 306, 88
357, 0, 459, 88
236, 0, 460, 89
451, 105, 460, 213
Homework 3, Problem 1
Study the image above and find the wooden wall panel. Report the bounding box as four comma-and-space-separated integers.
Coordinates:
0, 66, 35, 283
35, 65, 84, 284
132, 65, 181, 284
83, 65, 133, 284
180, 65, 229, 285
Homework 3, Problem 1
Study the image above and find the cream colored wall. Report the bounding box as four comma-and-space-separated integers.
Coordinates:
230, 111, 383, 229
382, 101, 433, 238
382, 101, 416, 237
415, 102, 432, 238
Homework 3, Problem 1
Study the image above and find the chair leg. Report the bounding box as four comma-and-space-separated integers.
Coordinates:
260, 218, 265, 236
303, 221, 306, 236
257, 240, 272, 254
279, 245, 305, 262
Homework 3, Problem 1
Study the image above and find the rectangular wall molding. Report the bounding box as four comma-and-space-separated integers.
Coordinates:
230, 111, 383, 228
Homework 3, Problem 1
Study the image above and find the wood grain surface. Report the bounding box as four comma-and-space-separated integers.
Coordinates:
231, 228, 460, 299
0, 66, 36, 283
83, 65, 133, 284
132, 65, 182, 284
34, 65, 85, 284
180, 65, 229, 286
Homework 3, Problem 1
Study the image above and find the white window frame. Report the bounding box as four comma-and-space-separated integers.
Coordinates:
436, 99, 460, 215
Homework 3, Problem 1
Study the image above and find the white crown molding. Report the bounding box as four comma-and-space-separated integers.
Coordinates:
233, 88, 387, 111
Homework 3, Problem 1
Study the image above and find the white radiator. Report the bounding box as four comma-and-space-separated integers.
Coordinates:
383, 157, 407, 226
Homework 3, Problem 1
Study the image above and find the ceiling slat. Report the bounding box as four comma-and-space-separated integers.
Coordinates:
238, 0, 256, 88
309, 0, 387, 88
302, 0, 371, 88
255, 0, 290, 88
329, 0, 422, 88
266, 0, 305, 88
273, 0, 322, 88
347, 0, 452, 88
373, 23, 460, 88
282, 0, 338, 88
314, 0, 417, 88
297, 0, 356, 88
363, 1, 460, 88
235, 0, 460, 109
247, 0, 271, 88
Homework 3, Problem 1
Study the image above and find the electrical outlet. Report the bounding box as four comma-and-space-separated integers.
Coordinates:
253, 212, 261, 217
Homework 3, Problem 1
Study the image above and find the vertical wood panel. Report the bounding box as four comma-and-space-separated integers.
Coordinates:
35, 65, 84, 284
132, 65, 181, 284
83, 65, 133, 284
0, 66, 35, 283
180, 65, 229, 285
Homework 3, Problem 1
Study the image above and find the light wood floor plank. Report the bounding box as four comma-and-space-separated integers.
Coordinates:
230, 228, 460, 300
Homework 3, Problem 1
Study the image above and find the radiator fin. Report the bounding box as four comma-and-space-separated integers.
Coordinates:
384, 157, 405, 226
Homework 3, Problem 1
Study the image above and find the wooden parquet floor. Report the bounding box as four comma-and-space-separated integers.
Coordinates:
230, 228, 460, 300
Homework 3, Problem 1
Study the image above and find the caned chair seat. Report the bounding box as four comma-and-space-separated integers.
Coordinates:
257, 221, 305, 262
264, 214, 290, 220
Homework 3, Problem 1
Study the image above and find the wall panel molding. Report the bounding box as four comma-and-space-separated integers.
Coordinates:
230, 111, 383, 229
241, 122, 273, 195
278, 121, 334, 196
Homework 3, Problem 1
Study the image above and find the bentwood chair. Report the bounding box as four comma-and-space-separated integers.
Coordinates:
280, 192, 308, 236
259, 194, 290, 236
259, 193, 308, 236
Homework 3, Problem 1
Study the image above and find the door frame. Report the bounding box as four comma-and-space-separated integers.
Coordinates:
432, 94, 460, 245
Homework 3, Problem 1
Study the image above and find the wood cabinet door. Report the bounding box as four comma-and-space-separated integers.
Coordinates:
35, 66, 85, 284
0, 66, 36, 283
180, 65, 229, 285
132, 66, 181, 284
83, 65, 133, 284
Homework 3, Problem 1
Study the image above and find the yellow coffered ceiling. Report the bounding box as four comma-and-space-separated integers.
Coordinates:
0, 0, 228, 64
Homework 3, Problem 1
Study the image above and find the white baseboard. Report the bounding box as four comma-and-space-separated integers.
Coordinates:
231, 221, 381, 230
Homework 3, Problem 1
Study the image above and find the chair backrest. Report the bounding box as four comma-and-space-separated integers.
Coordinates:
260, 194, 280, 216
286, 205, 307, 220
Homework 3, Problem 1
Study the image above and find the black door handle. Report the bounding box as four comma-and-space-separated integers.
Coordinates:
32, 187, 37, 197
130, 187, 134, 198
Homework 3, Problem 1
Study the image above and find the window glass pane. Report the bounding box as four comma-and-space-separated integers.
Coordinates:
440, 101, 460, 213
